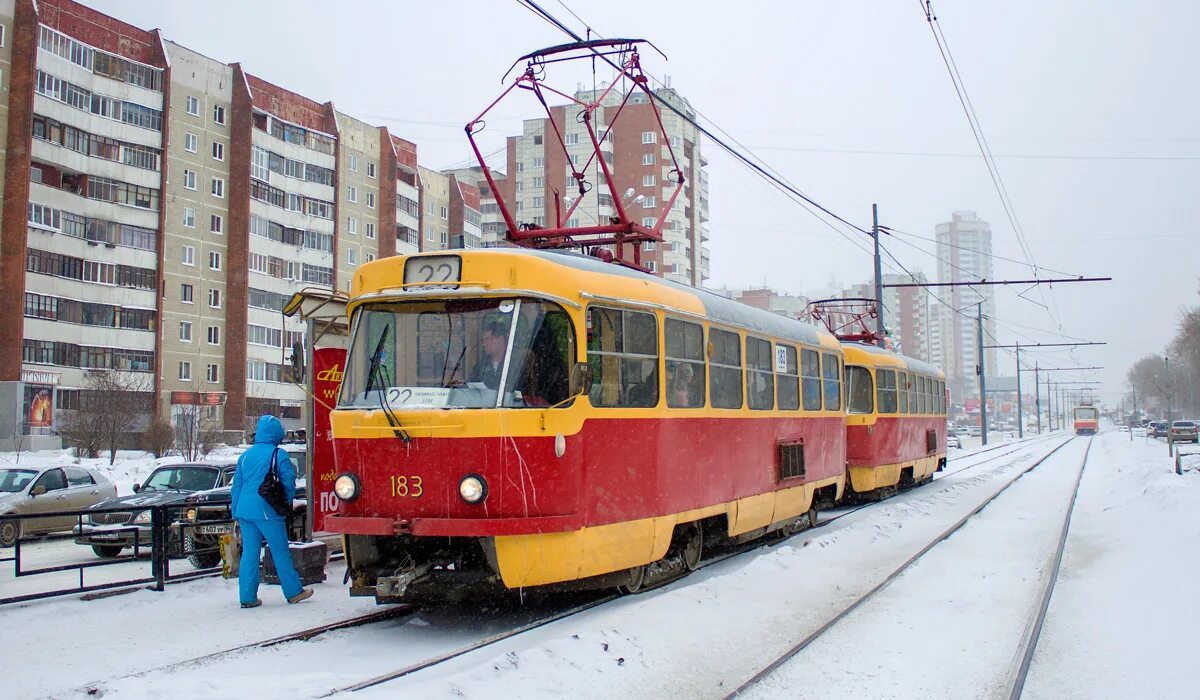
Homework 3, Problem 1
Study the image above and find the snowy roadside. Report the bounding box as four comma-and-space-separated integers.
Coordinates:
0, 445, 251, 496
1023, 434, 1200, 699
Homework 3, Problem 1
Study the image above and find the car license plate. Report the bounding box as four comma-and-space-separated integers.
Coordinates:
91, 533, 120, 541
197, 524, 232, 535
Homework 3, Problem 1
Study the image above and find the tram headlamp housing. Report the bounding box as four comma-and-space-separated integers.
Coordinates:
333, 473, 360, 502
458, 474, 487, 504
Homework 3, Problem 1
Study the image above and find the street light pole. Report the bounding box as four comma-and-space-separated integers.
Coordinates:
1034, 362, 1041, 435
872, 203, 885, 346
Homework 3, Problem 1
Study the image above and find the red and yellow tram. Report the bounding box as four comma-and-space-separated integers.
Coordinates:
1073, 404, 1099, 435
325, 249, 943, 603
843, 343, 948, 498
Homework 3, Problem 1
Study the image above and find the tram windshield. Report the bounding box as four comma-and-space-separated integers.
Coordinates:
338, 297, 575, 410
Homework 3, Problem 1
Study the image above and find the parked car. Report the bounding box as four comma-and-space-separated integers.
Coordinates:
967, 426, 982, 437
177, 478, 308, 568
0, 466, 116, 547
1153, 422, 1171, 438
75, 462, 237, 558
946, 433, 962, 449
1117, 424, 1130, 432
1169, 421, 1199, 444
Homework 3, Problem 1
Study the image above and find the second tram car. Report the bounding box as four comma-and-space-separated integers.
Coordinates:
842, 343, 948, 499
1073, 404, 1099, 435
327, 249, 850, 602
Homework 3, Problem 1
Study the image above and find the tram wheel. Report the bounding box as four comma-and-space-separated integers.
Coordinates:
680, 522, 703, 571
617, 565, 647, 595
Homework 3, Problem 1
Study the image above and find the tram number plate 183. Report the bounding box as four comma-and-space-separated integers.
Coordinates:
404, 255, 461, 289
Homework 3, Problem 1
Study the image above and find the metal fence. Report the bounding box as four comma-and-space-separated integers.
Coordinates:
0, 503, 235, 606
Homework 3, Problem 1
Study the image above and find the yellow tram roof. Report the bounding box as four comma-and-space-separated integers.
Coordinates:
351, 248, 842, 351
841, 341, 945, 379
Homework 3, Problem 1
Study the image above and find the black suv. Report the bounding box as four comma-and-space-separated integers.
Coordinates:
76, 462, 236, 561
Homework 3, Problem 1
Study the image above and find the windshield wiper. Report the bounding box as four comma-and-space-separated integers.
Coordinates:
362, 326, 410, 442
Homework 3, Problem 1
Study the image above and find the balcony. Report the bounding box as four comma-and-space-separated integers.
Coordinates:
701, 226, 710, 241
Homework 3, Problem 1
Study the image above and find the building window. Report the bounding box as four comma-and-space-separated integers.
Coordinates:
642, 131, 657, 144
181, 245, 194, 266
179, 321, 192, 342
185, 95, 199, 116
209, 251, 221, 270
366, 253, 375, 262
440, 206, 448, 219
183, 170, 197, 190
643, 175, 656, 187
211, 177, 224, 198
179, 361, 191, 381
565, 132, 579, 145
367, 162, 376, 178
643, 196, 656, 208
206, 363, 219, 383
207, 325, 220, 345
642, 153, 656, 166
210, 214, 223, 234
348, 154, 358, 172
208, 288, 221, 308
211, 141, 224, 161
347, 248, 358, 266
366, 222, 375, 239
347, 217, 357, 235
181, 283, 193, 303
184, 132, 198, 152
347, 185, 357, 203
183, 207, 196, 228
646, 260, 657, 272
366, 192, 375, 209
644, 241, 656, 252
212, 104, 226, 125
641, 217, 656, 228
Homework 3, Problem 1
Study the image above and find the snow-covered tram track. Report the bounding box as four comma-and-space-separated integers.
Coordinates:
725, 436, 1086, 698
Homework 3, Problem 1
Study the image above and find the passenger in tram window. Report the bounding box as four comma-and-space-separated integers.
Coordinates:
667, 362, 693, 407
470, 316, 508, 389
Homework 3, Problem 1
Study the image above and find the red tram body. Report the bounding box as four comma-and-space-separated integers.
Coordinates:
326, 250, 946, 603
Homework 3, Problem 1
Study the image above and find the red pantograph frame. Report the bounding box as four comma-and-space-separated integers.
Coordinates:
466, 39, 683, 272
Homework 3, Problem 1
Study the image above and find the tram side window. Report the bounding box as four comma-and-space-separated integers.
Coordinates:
924, 377, 932, 414
937, 380, 945, 413
709, 328, 743, 409
800, 348, 822, 411
776, 344, 799, 411
665, 317, 705, 408
876, 369, 897, 414
822, 353, 842, 411
587, 306, 658, 408
746, 336, 774, 410
911, 375, 922, 414
897, 372, 908, 414
846, 365, 873, 414
916, 376, 927, 414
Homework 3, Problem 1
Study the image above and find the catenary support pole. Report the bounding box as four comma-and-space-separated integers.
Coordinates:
1016, 342, 1024, 438
872, 203, 884, 346
978, 302, 988, 446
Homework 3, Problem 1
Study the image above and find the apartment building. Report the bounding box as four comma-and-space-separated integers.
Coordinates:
503, 86, 710, 286
2, 0, 168, 446
418, 165, 449, 251
160, 39, 231, 430
0, 0, 437, 442
930, 210, 996, 404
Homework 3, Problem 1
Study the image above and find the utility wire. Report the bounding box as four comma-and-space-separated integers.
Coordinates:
880, 225, 1080, 278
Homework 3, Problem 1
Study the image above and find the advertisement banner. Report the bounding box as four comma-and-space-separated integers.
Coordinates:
965, 397, 979, 412
25, 385, 54, 427
311, 347, 346, 534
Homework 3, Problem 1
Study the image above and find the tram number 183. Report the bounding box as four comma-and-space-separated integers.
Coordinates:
390, 475, 424, 498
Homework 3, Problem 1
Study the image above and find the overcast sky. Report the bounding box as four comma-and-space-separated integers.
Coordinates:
89, 0, 1200, 404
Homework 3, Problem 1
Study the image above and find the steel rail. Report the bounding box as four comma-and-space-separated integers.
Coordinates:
67, 606, 416, 699
1006, 437, 1093, 698
322, 595, 619, 695
724, 436, 1080, 698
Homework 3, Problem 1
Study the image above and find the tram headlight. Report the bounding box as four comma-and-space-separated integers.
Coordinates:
333, 473, 360, 502
458, 474, 487, 504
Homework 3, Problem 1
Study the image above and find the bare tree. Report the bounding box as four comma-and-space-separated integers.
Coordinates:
85, 371, 154, 464
142, 419, 176, 458
2, 414, 26, 463
173, 398, 224, 461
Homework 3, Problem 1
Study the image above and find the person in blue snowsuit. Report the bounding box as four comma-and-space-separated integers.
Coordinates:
230, 415, 313, 608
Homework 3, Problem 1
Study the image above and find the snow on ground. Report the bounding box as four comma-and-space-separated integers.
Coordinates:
740, 436, 1091, 699
9, 431, 1191, 700
1023, 434, 1200, 699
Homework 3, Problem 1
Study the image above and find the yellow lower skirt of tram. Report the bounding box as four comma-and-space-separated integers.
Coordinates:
849, 454, 943, 493
492, 474, 845, 588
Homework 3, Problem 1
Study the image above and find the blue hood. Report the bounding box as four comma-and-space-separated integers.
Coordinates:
254, 415, 284, 446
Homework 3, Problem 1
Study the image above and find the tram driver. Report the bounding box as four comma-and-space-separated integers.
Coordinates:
470, 316, 509, 390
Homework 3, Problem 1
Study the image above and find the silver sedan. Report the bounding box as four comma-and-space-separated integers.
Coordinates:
0, 466, 117, 547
